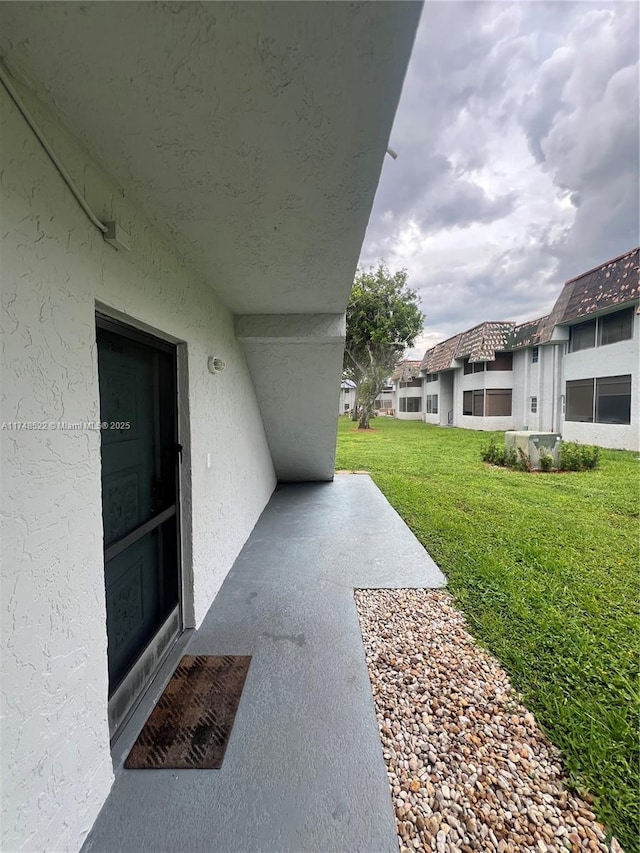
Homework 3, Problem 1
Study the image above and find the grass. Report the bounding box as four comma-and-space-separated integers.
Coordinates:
336, 417, 639, 851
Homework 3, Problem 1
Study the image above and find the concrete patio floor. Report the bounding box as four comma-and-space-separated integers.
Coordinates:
83, 474, 446, 853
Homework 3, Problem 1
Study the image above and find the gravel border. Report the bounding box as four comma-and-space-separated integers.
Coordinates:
355, 589, 624, 853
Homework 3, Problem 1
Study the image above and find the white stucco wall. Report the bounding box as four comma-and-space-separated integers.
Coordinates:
512, 346, 558, 432
422, 376, 440, 425
396, 386, 423, 420
339, 387, 354, 415
453, 368, 516, 431
458, 415, 517, 432
337, 386, 392, 417
236, 314, 345, 481
560, 315, 639, 451
1, 82, 276, 853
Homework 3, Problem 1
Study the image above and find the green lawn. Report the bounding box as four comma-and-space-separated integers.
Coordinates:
336, 417, 639, 851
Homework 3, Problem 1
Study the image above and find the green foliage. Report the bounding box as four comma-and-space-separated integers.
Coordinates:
482, 440, 600, 473
504, 446, 520, 470
560, 441, 601, 471
516, 447, 532, 472
480, 438, 506, 465
344, 263, 424, 429
336, 418, 639, 850
481, 440, 530, 471
539, 447, 554, 472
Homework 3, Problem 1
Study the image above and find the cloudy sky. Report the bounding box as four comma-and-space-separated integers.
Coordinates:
360, 0, 639, 357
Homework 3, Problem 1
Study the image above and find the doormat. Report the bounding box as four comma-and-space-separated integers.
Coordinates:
124, 655, 251, 769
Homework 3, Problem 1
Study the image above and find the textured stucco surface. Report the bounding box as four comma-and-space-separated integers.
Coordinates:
511, 346, 559, 433
0, 83, 276, 852
561, 322, 639, 451
83, 476, 446, 853
237, 314, 346, 480
0, 4, 424, 848
0, 1, 421, 315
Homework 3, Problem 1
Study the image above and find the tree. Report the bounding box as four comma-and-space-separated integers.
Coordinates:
344, 263, 424, 429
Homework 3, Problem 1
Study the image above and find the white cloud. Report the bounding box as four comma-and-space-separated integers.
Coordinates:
361, 0, 639, 350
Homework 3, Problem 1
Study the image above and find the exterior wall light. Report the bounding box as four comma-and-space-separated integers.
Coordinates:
208, 357, 226, 374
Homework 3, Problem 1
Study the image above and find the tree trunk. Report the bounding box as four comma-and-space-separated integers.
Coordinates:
351, 386, 360, 421
358, 401, 374, 429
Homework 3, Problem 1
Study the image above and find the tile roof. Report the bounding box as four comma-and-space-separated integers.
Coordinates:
456, 322, 514, 362
421, 334, 462, 373
509, 316, 548, 350
538, 247, 639, 342
421, 323, 514, 372
418, 248, 638, 370
391, 359, 422, 382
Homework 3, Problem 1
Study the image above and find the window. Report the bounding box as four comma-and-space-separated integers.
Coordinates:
530, 396, 538, 413
344, 403, 350, 412
374, 400, 381, 410
531, 346, 539, 363
566, 378, 595, 422
595, 375, 631, 424
487, 352, 513, 371
381, 400, 392, 410
566, 375, 631, 424
463, 389, 512, 417
485, 389, 512, 416
426, 373, 437, 383
463, 389, 486, 416
598, 308, 633, 346
425, 394, 438, 414
382, 385, 393, 392
400, 397, 421, 412
463, 358, 484, 374
570, 319, 597, 352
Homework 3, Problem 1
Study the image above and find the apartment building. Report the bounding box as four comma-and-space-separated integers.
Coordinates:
397, 249, 639, 451
338, 379, 394, 416
391, 360, 424, 420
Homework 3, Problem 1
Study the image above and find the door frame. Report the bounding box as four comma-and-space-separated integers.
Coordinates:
95, 305, 194, 739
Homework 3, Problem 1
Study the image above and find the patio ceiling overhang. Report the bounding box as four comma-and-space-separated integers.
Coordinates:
0, 1, 421, 480
0, 1, 420, 315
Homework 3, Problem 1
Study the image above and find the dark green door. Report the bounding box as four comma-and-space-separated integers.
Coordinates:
97, 318, 181, 726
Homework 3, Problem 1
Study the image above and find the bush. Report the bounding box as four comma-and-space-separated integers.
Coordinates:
514, 447, 532, 472
504, 447, 519, 469
560, 441, 601, 472
481, 438, 506, 466
539, 448, 554, 472
481, 440, 530, 470
482, 439, 601, 473
580, 444, 601, 470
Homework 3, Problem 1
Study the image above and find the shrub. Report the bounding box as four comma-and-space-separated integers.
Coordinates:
481, 438, 506, 466
481, 441, 530, 470
539, 448, 554, 472
482, 439, 600, 473
559, 441, 601, 472
580, 444, 601, 470
514, 447, 532, 472
560, 441, 581, 471
504, 447, 519, 469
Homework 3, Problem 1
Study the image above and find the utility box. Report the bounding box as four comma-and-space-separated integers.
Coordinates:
504, 431, 562, 469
